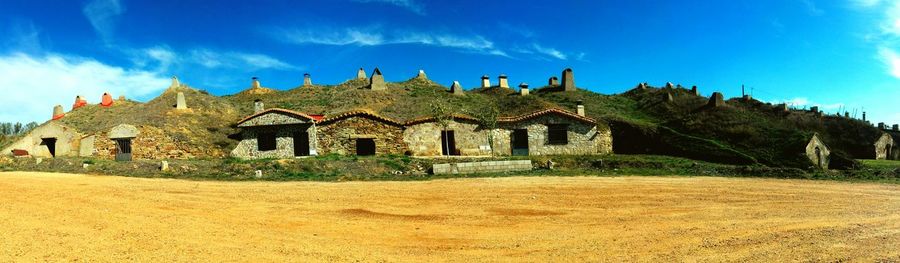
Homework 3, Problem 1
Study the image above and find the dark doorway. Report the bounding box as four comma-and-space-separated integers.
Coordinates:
815, 147, 822, 168
115, 139, 133, 161
356, 138, 376, 156
511, 129, 529, 156
293, 131, 309, 157
887, 144, 893, 160
40, 138, 57, 157
441, 130, 457, 156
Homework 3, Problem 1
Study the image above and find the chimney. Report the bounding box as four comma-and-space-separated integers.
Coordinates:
303, 73, 312, 86
665, 82, 674, 89
708, 92, 725, 108
844, 112, 850, 118
562, 68, 575, 91
52, 105, 65, 120
691, 86, 699, 96
778, 103, 789, 112
519, 83, 529, 96
357, 68, 367, 79
481, 75, 491, 88
416, 69, 427, 79
893, 124, 899, 131
72, 95, 87, 110
369, 67, 386, 90
254, 99, 264, 114
635, 83, 647, 90
878, 122, 886, 130
100, 92, 114, 107
576, 100, 585, 116
548, 76, 559, 86
176, 92, 187, 110
251, 77, 261, 89
742, 94, 752, 101
450, 81, 464, 95
498, 74, 509, 88
863, 112, 867, 122
810, 106, 819, 114
170, 76, 180, 89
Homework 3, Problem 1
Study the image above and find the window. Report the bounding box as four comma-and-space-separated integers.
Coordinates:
257, 132, 277, 151
547, 124, 569, 145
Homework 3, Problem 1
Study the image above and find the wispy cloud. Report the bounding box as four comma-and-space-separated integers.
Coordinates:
878, 46, 900, 77
510, 43, 582, 61
851, 0, 900, 79
799, 0, 825, 16
127, 46, 298, 72
351, 0, 425, 15
277, 27, 509, 57
82, 0, 124, 43
3, 19, 43, 53
0, 52, 169, 123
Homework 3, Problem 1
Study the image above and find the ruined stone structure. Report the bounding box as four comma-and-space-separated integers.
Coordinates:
175, 92, 187, 110
708, 92, 725, 107
805, 134, 830, 169
369, 68, 386, 91
562, 68, 575, 91
52, 105, 65, 120
303, 73, 312, 86
481, 75, 491, 88
548, 76, 559, 86
498, 74, 509, 88
1, 122, 85, 158
232, 109, 318, 159
873, 133, 895, 160
357, 68, 367, 79
316, 110, 406, 155
519, 83, 529, 96
450, 81, 464, 95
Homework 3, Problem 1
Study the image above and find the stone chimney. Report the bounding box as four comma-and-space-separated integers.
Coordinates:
844, 112, 850, 118
893, 124, 899, 131
416, 69, 427, 79
450, 81, 464, 95
810, 106, 819, 114
562, 68, 575, 91
635, 83, 647, 90
548, 76, 559, 86
778, 103, 789, 112
176, 92, 187, 110
251, 77, 261, 89
170, 76, 180, 89
878, 122, 886, 130
498, 74, 509, 88
72, 95, 87, 110
863, 112, 867, 122
519, 83, 529, 96
742, 94, 753, 101
357, 68, 367, 79
665, 82, 674, 89
369, 68, 386, 90
52, 105, 65, 120
691, 86, 699, 96
303, 73, 312, 86
576, 100, 585, 116
481, 75, 491, 88
708, 92, 725, 108
254, 99, 264, 114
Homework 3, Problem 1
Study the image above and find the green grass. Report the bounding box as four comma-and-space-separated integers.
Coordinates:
859, 159, 900, 169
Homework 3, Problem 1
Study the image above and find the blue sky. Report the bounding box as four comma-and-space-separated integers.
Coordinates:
0, 0, 898, 125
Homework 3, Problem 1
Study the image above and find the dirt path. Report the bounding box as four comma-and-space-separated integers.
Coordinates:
0, 172, 898, 262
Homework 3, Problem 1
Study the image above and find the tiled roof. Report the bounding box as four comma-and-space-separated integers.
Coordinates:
317, 110, 404, 126
236, 108, 318, 126
498, 108, 595, 124
404, 114, 480, 126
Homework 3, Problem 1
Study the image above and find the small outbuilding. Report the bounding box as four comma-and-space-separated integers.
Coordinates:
231, 108, 319, 159
873, 133, 895, 160
316, 110, 406, 156
1, 122, 86, 158
494, 109, 612, 156
803, 133, 830, 169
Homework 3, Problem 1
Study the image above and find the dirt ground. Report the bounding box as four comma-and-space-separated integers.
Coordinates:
0, 172, 898, 262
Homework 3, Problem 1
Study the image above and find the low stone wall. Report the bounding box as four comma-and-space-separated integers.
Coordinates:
432, 160, 532, 175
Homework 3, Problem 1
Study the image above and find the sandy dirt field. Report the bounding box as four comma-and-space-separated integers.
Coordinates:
0, 172, 899, 262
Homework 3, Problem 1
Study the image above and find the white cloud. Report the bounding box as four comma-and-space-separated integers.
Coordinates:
279, 28, 509, 57
510, 43, 580, 60
0, 53, 169, 123
187, 49, 297, 70
351, 0, 425, 15
850, 0, 883, 8
82, 0, 124, 43
877, 46, 900, 77
531, 44, 567, 60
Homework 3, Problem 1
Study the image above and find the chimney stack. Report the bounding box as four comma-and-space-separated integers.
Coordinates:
498, 74, 509, 88
893, 124, 899, 131
481, 75, 491, 88
548, 76, 559, 86
369, 67, 386, 90
863, 112, 867, 122
878, 122, 886, 130
170, 76, 180, 89
562, 68, 575, 91
665, 82, 674, 89
176, 92, 187, 110
691, 86, 699, 96
100, 92, 114, 107
72, 95, 87, 110
251, 77, 261, 89
519, 83, 529, 96
416, 69, 427, 79
708, 92, 725, 108
450, 81, 464, 95
576, 100, 585, 116
810, 106, 819, 114
303, 73, 312, 86
52, 105, 65, 120
254, 99, 264, 114
357, 68, 367, 79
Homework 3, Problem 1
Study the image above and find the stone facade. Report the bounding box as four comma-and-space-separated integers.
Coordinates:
562, 68, 575, 91
805, 134, 830, 169
873, 133, 895, 160
1, 122, 83, 158
93, 125, 202, 160
317, 112, 407, 155
404, 117, 491, 156
708, 92, 725, 107
492, 112, 612, 156
232, 109, 319, 159
369, 68, 386, 90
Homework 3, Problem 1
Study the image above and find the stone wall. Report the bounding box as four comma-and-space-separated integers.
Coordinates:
317, 115, 406, 155
1, 122, 83, 158
874, 133, 895, 160
403, 119, 493, 156
93, 125, 209, 160
493, 114, 611, 156
432, 160, 532, 175
805, 135, 830, 169
230, 124, 316, 159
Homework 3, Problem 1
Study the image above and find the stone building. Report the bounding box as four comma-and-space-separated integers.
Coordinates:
316, 110, 407, 156
803, 133, 830, 169
404, 115, 488, 156
231, 108, 319, 159
872, 133, 895, 160
1, 122, 88, 158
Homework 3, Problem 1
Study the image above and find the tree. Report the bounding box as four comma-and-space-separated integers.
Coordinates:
24, 122, 38, 132
13, 122, 23, 135
0, 123, 10, 135
429, 99, 454, 156
468, 104, 500, 157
